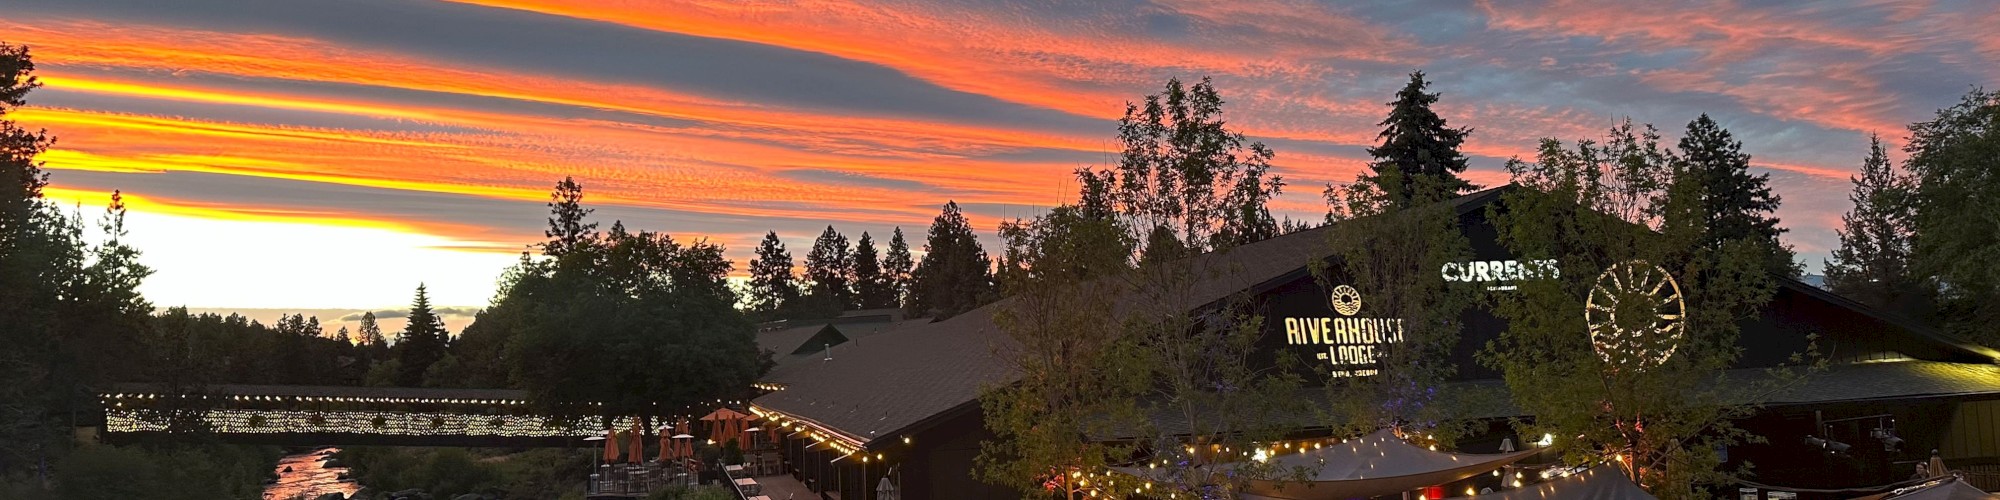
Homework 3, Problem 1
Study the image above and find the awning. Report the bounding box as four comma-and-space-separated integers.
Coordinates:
1461, 465, 1653, 500
1121, 430, 1539, 500
1852, 477, 1998, 500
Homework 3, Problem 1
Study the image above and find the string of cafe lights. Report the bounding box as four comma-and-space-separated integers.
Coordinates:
104, 408, 643, 438
101, 392, 533, 406
1096, 431, 1566, 499
746, 405, 869, 458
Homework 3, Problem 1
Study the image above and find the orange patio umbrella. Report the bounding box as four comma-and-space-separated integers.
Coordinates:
626, 421, 644, 464
700, 408, 750, 444
601, 429, 620, 462
668, 426, 684, 464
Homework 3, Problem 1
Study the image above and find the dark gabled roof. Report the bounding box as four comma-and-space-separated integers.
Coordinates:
756, 313, 913, 370
1774, 276, 2000, 363
790, 325, 851, 356
751, 187, 1509, 447
752, 184, 2000, 446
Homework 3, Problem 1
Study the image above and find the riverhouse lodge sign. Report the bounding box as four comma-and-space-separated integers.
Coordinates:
1283, 284, 1406, 378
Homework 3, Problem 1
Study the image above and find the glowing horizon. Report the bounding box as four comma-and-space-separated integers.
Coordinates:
9, 0, 1994, 311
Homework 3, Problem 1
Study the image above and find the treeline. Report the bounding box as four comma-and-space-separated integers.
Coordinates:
744, 201, 995, 322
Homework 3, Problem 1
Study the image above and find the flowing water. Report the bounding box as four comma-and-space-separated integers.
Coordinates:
263, 447, 361, 500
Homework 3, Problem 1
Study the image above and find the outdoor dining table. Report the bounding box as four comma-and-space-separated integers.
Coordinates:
725, 464, 745, 476
734, 477, 761, 495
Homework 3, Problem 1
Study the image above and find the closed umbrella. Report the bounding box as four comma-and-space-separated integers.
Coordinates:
876, 476, 898, 500
700, 408, 751, 444
674, 433, 695, 462
668, 428, 684, 462
626, 421, 644, 464
602, 429, 621, 462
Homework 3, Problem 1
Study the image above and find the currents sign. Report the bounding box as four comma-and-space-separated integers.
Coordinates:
1281, 285, 1405, 378
1440, 259, 1559, 291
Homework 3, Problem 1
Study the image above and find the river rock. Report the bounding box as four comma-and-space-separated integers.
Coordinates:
313, 493, 346, 500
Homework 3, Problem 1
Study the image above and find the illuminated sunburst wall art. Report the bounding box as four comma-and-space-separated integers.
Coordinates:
1329, 285, 1363, 316
1585, 260, 1686, 370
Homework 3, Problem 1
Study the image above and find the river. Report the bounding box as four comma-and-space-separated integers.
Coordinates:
263, 447, 361, 500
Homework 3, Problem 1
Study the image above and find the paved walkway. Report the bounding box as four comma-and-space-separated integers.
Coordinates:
749, 473, 817, 500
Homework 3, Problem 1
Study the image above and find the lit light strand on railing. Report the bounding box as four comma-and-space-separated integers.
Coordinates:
104, 408, 642, 438
746, 405, 865, 456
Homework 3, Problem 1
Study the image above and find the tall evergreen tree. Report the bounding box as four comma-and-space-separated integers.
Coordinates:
746, 231, 799, 318
883, 227, 915, 308
1906, 89, 2000, 342
909, 201, 994, 319
802, 225, 854, 316
1672, 114, 1797, 276
1359, 71, 1475, 208
333, 325, 352, 344
0, 43, 161, 474
542, 176, 597, 257
852, 232, 895, 309
394, 284, 449, 386
1825, 135, 1921, 312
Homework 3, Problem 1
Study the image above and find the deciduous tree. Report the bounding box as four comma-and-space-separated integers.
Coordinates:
1485, 120, 1817, 497
1906, 89, 2000, 343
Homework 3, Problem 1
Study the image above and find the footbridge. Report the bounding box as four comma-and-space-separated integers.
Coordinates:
99, 384, 640, 447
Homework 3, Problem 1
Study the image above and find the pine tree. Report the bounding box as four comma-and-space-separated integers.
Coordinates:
884, 227, 915, 308
1361, 71, 1475, 208
802, 225, 854, 316
909, 202, 993, 319
746, 231, 799, 318
852, 232, 894, 309
394, 284, 449, 386
1825, 135, 1920, 312
542, 176, 597, 257
1672, 114, 1797, 276
333, 325, 352, 344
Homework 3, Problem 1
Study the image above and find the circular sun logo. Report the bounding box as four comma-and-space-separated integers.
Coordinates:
1329, 285, 1363, 316
1586, 260, 1686, 370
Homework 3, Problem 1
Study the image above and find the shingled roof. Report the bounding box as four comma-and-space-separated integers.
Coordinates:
751, 184, 2000, 448
751, 187, 1509, 447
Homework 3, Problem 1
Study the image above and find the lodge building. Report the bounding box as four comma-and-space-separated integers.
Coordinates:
747, 186, 2000, 499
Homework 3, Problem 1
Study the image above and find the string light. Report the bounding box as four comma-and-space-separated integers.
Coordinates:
105, 408, 636, 438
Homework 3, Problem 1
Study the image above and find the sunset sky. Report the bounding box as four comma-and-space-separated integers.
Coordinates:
10, 0, 1997, 325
